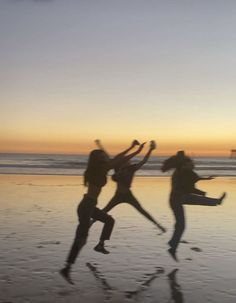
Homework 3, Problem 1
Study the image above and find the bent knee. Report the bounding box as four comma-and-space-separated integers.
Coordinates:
73, 235, 87, 249
107, 215, 115, 225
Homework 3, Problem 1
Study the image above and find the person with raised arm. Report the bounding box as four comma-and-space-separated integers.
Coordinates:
60, 140, 144, 284
161, 151, 226, 262
93, 140, 166, 233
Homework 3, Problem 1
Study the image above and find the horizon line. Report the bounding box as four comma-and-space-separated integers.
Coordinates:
0, 151, 232, 158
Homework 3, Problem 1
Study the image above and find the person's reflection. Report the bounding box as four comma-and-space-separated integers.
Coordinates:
125, 266, 165, 299
86, 262, 113, 300
167, 269, 184, 303
86, 262, 165, 300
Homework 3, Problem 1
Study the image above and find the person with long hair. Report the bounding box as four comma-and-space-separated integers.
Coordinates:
60, 140, 145, 284
161, 151, 226, 261
95, 140, 166, 233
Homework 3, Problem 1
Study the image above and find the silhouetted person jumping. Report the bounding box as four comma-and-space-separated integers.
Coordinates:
161, 151, 226, 261
94, 140, 166, 233
60, 140, 144, 284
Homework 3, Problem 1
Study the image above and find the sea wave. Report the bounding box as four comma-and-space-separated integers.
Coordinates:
0, 153, 235, 177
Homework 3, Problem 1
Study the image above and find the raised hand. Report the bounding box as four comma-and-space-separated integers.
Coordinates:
131, 139, 140, 147
150, 140, 157, 150
156, 223, 167, 233
138, 142, 146, 151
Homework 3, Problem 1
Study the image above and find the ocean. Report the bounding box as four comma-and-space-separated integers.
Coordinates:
0, 153, 235, 177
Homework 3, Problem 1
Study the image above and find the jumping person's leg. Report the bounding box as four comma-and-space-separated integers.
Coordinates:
92, 208, 115, 254
168, 195, 185, 261
182, 193, 226, 206
89, 193, 121, 227
60, 196, 96, 283
102, 193, 123, 213
128, 192, 166, 232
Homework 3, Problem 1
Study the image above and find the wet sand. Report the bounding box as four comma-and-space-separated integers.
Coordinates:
0, 175, 236, 303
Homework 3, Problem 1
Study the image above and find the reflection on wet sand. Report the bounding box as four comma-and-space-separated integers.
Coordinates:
1, 175, 236, 303
168, 269, 184, 303
86, 262, 114, 300
87, 262, 165, 301
125, 266, 164, 299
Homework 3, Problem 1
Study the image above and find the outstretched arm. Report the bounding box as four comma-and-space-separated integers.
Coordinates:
95, 139, 143, 169
113, 139, 140, 158
134, 140, 156, 170
190, 173, 215, 185
198, 175, 215, 181
111, 142, 146, 168
95, 139, 139, 158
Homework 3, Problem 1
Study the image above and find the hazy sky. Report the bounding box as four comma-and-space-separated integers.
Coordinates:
1, 0, 236, 155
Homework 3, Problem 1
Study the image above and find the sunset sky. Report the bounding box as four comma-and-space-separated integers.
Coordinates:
1, 0, 235, 156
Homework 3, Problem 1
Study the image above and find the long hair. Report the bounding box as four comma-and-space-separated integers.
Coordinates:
161, 151, 190, 172
84, 149, 108, 187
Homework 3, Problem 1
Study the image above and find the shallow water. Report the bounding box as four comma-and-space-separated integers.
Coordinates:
0, 175, 236, 302
1, 153, 236, 176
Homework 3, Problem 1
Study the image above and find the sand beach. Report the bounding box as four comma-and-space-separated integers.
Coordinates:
0, 175, 236, 303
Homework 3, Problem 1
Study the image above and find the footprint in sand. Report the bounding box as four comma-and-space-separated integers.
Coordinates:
190, 247, 203, 252
180, 240, 190, 244
36, 241, 61, 248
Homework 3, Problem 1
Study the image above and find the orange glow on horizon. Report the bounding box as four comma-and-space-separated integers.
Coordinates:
0, 138, 232, 157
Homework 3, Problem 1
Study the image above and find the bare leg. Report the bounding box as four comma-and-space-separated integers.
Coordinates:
128, 192, 166, 233
102, 193, 123, 213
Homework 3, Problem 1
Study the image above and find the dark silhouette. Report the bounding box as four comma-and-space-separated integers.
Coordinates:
125, 266, 164, 299
161, 151, 226, 261
86, 262, 114, 300
94, 140, 166, 233
168, 269, 184, 303
60, 140, 145, 284
86, 262, 164, 300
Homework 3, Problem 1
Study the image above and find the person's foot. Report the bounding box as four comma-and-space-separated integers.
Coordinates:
168, 268, 179, 280
94, 243, 110, 254
59, 267, 74, 285
218, 192, 226, 205
156, 223, 166, 233
168, 248, 179, 262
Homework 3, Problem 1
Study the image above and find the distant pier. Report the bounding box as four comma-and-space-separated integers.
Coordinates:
230, 149, 236, 159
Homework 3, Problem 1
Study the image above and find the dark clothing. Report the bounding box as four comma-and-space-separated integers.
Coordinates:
67, 195, 114, 264
161, 153, 190, 172
169, 170, 218, 251
169, 192, 185, 251
179, 170, 206, 195
102, 190, 158, 225
84, 167, 108, 187
181, 193, 219, 206
172, 169, 206, 196
112, 164, 138, 188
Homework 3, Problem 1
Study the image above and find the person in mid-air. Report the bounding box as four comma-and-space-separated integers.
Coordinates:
60, 140, 144, 284
161, 151, 226, 261
94, 140, 166, 233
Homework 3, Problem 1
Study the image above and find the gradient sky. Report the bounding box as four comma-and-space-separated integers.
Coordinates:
1, 0, 236, 155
